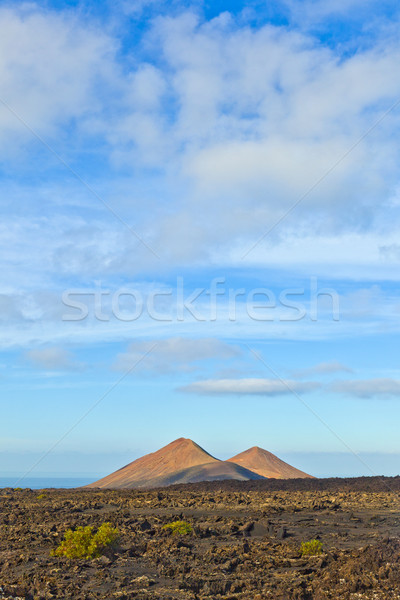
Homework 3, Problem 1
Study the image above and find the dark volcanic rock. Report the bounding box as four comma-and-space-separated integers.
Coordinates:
277, 525, 288, 539
1, 479, 400, 599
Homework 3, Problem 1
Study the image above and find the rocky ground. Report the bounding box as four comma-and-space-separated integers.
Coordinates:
1, 477, 400, 600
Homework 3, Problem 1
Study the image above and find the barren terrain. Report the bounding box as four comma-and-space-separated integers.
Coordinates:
1, 477, 400, 599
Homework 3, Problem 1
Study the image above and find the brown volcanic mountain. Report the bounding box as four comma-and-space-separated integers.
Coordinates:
87, 439, 314, 489
87, 438, 218, 489
227, 446, 314, 479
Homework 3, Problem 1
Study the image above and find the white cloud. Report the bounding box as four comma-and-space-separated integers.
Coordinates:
180, 377, 320, 395
118, 12, 400, 265
331, 378, 400, 398
113, 337, 241, 373
292, 361, 353, 378
0, 6, 116, 155
25, 347, 83, 370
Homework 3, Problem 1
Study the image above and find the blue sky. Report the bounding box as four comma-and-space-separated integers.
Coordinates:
2, 0, 400, 481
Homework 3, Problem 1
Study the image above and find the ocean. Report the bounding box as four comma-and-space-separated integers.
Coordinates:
0, 476, 95, 489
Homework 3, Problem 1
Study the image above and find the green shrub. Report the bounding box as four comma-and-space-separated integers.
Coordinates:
301, 539, 323, 556
162, 520, 193, 536
52, 522, 119, 559
37, 493, 46, 499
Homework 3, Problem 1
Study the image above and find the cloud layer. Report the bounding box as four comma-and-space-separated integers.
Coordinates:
1, 4, 400, 282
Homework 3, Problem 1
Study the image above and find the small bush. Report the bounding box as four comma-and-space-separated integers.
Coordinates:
37, 493, 46, 499
162, 520, 193, 536
301, 539, 323, 556
52, 522, 119, 559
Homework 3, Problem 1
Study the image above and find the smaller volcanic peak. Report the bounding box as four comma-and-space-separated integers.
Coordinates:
228, 446, 314, 479
87, 437, 218, 489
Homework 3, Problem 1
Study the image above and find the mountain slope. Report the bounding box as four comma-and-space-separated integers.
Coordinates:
87, 438, 218, 489
227, 446, 314, 479
138, 461, 266, 488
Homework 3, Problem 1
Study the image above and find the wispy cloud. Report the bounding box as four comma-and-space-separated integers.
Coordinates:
179, 378, 320, 395
330, 378, 400, 398
113, 337, 241, 374
292, 361, 353, 378
25, 347, 84, 371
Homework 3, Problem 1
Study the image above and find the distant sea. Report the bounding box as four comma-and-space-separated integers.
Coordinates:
0, 477, 94, 489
